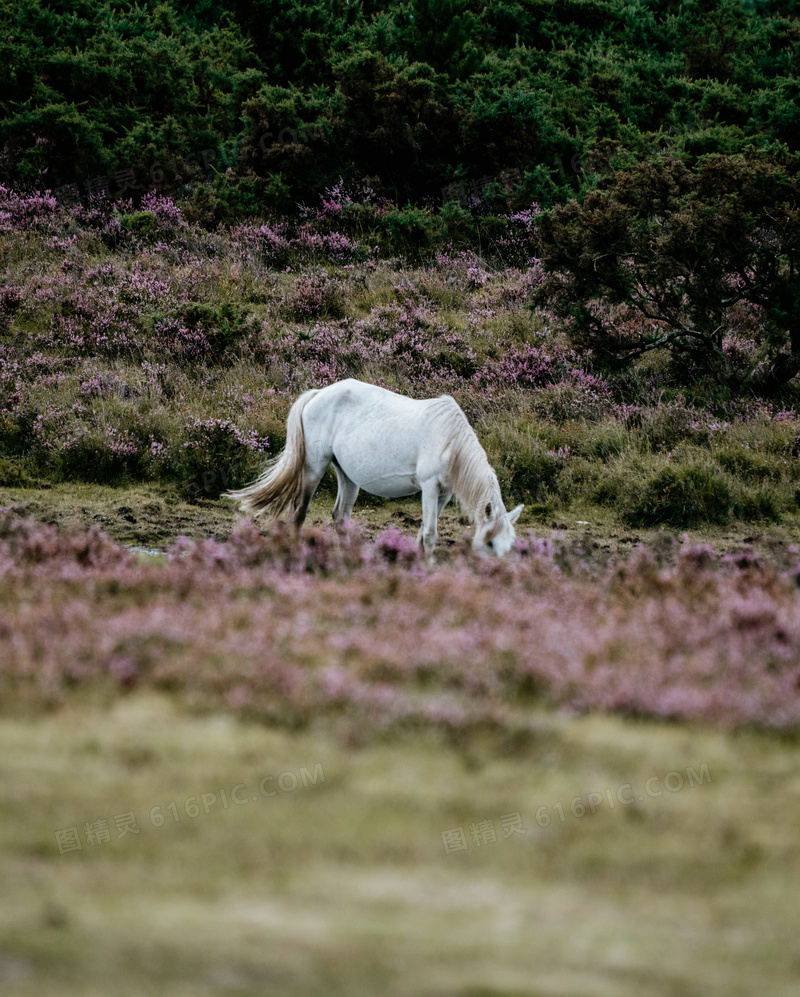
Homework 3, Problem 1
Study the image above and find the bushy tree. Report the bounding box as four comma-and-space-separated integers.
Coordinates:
534, 154, 800, 387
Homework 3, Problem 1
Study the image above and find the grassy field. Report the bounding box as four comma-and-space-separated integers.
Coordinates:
2, 692, 800, 997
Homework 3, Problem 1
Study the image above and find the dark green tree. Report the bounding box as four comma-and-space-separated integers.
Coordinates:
396, 0, 486, 80
534, 154, 800, 387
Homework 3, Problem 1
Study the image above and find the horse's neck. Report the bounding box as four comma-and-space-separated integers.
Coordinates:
452, 447, 499, 522
471, 475, 501, 523
432, 397, 498, 517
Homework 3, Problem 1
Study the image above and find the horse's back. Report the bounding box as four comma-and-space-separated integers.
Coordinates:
315, 378, 433, 409
306, 378, 444, 426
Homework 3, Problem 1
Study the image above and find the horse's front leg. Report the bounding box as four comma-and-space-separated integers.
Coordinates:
418, 479, 441, 555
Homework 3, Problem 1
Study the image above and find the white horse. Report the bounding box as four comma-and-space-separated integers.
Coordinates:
225, 379, 523, 556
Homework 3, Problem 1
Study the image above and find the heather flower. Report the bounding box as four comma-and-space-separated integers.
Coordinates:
154, 318, 211, 360
293, 226, 363, 264
47, 310, 139, 358
372, 527, 420, 566
139, 192, 187, 231
494, 206, 541, 266
0, 186, 61, 233
229, 221, 290, 266
479, 343, 557, 388
465, 265, 490, 288
3, 514, 800, 732
286, 270, 344, 319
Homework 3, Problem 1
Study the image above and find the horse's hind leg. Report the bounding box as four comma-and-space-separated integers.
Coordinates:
331, 460, 359, 527
292, 456, 330, 528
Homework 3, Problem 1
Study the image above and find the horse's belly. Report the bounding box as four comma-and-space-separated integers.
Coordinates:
338, 460, 419, 498
358, 474, 420, 499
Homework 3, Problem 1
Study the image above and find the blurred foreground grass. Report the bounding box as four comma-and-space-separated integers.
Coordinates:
2, 693, 799, 997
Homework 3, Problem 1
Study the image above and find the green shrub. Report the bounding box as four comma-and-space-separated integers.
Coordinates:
573, 424, 629, 461
382, 206, 446, 258
0, 456, 37, 487
618, 465, 733, 527
493, 442, 567, 505
552, 457, 602, 507
151, 301, 252, 363
207, 176, 265, 224
731, 485, 782, 523
173, 418, 270, 500
0, 406, 38, 456
50, 433, 148, 486
716, 447, 782, 484
181, 302, 250, 359
439, 200, 475, 249
120, 212, 159, 240
635, 406, 710, 452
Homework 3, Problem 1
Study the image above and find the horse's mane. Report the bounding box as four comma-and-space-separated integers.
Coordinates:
429, 396, 497, 516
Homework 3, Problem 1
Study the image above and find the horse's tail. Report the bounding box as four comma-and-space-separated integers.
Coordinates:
224, 388, 320, 518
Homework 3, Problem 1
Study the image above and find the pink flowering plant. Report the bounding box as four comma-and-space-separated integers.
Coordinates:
2, 512, 800, 735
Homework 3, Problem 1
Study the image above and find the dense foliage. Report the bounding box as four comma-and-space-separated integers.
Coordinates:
535, 154, 800, 386
3, 0, 800, 212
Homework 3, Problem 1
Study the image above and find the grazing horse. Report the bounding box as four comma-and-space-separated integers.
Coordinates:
224, 379, 523, 556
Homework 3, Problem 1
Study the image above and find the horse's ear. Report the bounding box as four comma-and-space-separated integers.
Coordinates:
485, 502, 493, 519
507, 504, 523, 524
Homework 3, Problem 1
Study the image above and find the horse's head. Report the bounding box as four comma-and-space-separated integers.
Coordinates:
473, 501, 524, 557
